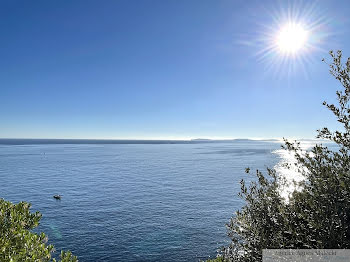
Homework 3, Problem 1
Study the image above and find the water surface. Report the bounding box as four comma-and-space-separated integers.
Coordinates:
0, 140, 280, 261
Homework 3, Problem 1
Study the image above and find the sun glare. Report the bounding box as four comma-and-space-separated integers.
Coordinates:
276, 23, 308, 54
246, 1, 332, 77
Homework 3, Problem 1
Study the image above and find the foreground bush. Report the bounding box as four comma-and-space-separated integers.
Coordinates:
215, 51, 350, 261
0, 198, 77, 261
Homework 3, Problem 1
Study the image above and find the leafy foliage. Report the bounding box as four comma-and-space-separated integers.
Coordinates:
216, 51, 350, 261
0, 198, 77, 262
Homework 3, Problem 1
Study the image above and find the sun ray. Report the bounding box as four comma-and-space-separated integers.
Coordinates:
240, 1, 334, 78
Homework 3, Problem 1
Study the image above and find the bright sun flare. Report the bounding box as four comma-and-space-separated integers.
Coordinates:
254, 2, 330, 77
276, 23, 308, 54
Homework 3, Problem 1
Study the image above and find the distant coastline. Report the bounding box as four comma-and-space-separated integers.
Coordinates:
0, 138, 281, 145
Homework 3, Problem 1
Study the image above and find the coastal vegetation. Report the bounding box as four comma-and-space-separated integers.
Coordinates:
209, 50, 350, 261
0, 198, 77, 262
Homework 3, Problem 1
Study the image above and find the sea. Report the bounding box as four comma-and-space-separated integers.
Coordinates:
0, 139, 283, 261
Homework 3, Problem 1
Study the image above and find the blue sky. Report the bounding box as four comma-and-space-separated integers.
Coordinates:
1, 0, 350, 139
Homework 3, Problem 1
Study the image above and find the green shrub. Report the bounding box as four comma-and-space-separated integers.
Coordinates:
0, 198, 77, 262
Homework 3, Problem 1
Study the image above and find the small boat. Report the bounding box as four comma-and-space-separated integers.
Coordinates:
53, 195, 61, 200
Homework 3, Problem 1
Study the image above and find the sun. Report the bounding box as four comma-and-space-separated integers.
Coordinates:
249, 1, 331, 77
276, 23, 309, 55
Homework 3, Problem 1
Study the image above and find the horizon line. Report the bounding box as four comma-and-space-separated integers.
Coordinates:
0, 137, 326, 141
0, 137, 281, 141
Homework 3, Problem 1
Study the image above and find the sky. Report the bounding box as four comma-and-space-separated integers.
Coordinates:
1, 0, 350, 140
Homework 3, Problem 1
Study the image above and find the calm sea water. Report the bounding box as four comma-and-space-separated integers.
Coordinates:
0, 140, 281, 261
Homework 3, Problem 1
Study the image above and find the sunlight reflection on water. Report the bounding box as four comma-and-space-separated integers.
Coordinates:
273, 140, 332, 200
